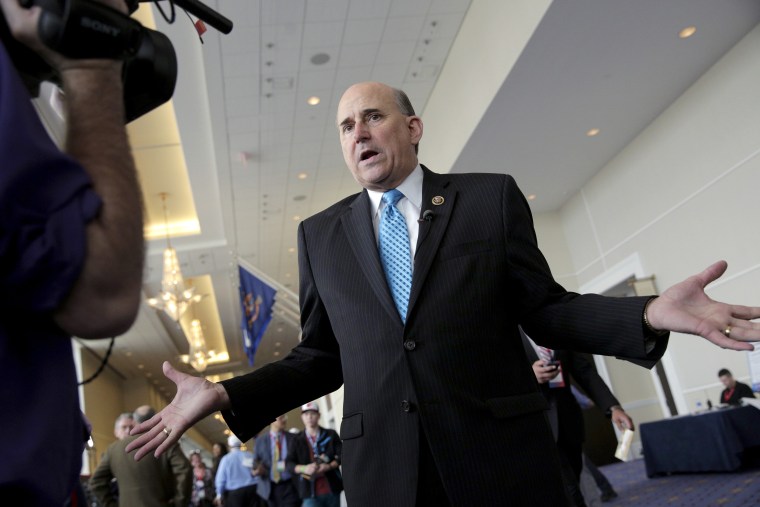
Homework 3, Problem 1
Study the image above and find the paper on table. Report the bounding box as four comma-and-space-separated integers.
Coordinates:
615, 428, 635, 461
741, 397, 760, 410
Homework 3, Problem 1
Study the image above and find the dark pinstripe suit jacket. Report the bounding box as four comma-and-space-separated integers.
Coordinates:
221, 167, 668, 507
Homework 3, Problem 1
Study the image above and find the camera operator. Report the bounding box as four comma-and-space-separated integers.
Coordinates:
286, 403, 342, 507
0, 0, 144, 504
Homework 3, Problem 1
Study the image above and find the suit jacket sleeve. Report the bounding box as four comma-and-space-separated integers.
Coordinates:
88, 446, 117, 507
501, 175, 668, 366
566, 352, 620, 413
285, 436, 305, 474
169, 444, 192, 506
220, 223, 343, 440
254, 435, 269, 471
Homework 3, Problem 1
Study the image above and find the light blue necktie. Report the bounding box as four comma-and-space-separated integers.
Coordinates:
379, 189, 412, 323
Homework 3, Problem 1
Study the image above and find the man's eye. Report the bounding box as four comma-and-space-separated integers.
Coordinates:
369, 113, 381, 121
342, 124, 353, 133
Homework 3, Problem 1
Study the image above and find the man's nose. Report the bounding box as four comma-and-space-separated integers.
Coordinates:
353, 122, 369, 142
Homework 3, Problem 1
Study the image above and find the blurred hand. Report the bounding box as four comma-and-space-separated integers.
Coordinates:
301, 463, 318, 477
126, 361, 231, 460
532, 360, 560, 384
610, 406, 634, 432
647, 261, 760, 351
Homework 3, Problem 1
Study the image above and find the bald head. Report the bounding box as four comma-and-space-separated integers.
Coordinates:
336, 82, 423, 191
133, 405, 156, 424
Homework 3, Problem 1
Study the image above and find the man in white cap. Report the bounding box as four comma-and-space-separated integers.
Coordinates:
285, 402, 342, 507
214, 435, 261, 507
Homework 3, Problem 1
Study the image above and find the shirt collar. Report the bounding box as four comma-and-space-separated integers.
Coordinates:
367, 164, 423, 217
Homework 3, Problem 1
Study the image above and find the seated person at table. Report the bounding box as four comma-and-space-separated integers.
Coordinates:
718, 368, 755, 405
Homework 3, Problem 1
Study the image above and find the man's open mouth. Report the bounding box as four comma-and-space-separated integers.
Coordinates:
360, 150, 379, 162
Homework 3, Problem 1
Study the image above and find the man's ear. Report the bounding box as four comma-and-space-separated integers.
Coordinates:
408, 115, 423, 145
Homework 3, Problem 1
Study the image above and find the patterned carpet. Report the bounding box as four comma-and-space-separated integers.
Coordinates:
597, 458, 760, 506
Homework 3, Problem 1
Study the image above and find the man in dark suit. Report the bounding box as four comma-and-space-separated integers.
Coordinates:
128, 82, 760, 506
253, 415, 300, 507
522, 329, 633, 506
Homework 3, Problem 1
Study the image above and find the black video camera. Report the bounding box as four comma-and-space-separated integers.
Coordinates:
0, 0, 232, 122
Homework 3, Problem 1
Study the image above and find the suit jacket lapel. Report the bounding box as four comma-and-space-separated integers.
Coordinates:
407, 167, 456, 317
341, 191, 400, 323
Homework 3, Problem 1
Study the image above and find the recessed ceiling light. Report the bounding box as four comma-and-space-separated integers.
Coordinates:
307, 96, 320, 106
274, 351, 281, 357
527, 194, 537, 201
137, 364, 144, 369
293, 215, 301, 221
288, 247, 295, 253
586, 128, 600, 137
275, 342, 281, 347
310, 53, 330, 65
297, 172, 308, 180
679, 26, 696, 39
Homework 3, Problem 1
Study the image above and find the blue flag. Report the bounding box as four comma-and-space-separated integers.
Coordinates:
239, 265, 277, 366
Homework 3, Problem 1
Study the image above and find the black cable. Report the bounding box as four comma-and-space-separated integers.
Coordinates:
183, 8, 204, 44
153, 0, 176, 25
78, 336, 116, 386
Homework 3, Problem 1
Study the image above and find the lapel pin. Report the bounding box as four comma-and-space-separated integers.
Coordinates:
432, 196, 444, 206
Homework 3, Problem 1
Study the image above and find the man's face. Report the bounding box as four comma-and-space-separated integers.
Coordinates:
271, 415, 287, 433
720, 374, 735, 388
301, 410, 320, 429
114, 417, 134, 440
337, 82, 422, 191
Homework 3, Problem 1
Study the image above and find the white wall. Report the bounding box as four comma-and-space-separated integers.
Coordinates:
536, 25, 760, 417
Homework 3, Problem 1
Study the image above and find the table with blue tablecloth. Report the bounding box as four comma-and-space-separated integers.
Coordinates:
640, 405, 760, 477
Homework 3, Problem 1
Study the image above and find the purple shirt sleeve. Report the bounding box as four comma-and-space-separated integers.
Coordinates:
0, 42, 102, 316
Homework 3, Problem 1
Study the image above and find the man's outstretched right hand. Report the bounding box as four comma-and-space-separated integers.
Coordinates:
126, 361, 231, 460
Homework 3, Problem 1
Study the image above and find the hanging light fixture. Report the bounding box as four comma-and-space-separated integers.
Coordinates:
146, 193, 203, 322
187, 318, 211, 372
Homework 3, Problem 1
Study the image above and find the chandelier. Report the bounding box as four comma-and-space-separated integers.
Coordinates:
146, 193, 203, 322
186, 319, 213, 372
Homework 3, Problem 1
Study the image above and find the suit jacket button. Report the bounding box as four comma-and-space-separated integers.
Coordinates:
401, 400, 412, 412
404, 340, 416, 351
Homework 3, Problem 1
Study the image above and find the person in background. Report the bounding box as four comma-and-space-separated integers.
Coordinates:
190, 451, 215, 507
522, 329, 633, 506
103, 413, 136, 502
286, 403, 342, 507
127, 81, 760, 507
113, 413, 135, 441
0, 0, 144, 504
214, 435, 260, 507
89, 406, 192, 507
212, 442, 228, 481
718, 368, 756, 405
253, 415, 300, 507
